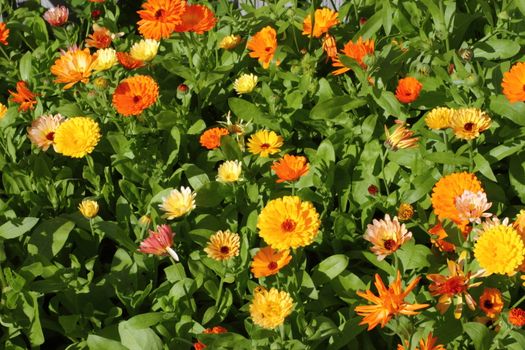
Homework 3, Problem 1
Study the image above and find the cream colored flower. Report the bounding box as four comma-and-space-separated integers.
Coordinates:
219, 34, 242, 50
159, 186, 196, 220
455, 190, 492, 224
92, 48, 117, 72
217, 160, 242, 183
79, 199, 99, 219
233, 73, 258, 95
27, 114, 65, 151
130, 39, 159, 62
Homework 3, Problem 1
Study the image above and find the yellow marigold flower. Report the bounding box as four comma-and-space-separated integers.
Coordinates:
249, 287, 293, 329
79, 199, 99, 219
474, 224, 525, 275
92, 48, 117, 72
219, 34, 241, 50
450, 108, 491, 140
247, 130, 283, 157
159, 186, 196, 220
384, 120, 419, 151
27, 114, 64, 151
425, 107, 454, 130
217, 160, 242, 183
130, 39, 159, 62
0, 103, 7, 119
204, 230, 240, 261
257, 196, 320, 250
233, 73, 258, 95
54, 117, 101, 158
397, 203, 414, 221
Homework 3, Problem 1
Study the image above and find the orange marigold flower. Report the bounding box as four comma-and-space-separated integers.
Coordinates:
175, 4, 217, 34
247, 26, 277, 69
85, 24, 114, 49
384, 120, 419, 151
137, 0, 186, 40
431, 172, 483, 231
428, 222, 455, 253
193, 327, 228, 350
395, 77, 423, 103
116, 52, 145, 70
331, 37, 375, 75
509, 308, 525, 327
302, 8, 339, 38
398, 333, 446, 350
502, 62, 525, 103
112, 75, 159, 116
479, 288, 504, 319
50, 47, 94, 90
0, 22, 9, 46
271, 155, 309, 183
250, 246, 292, 278
355, 270, 428, 330
364, 214, 412, 260
9, 81, 37, 112
199, 127, 229, 150
322, 34, 337, 61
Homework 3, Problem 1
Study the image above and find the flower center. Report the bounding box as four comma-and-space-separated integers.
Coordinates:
281, 219, 297, 232
268, 261, 278, 270
464, 122, 475, 131
46, 132, 55, 141
483, 300, 494, 309
133, 95, 141, 103
442, 276, 468, 295
383, 239, 396, 251
260, 143, 270, 150
154, 9, 166, 19
220, 246, 230, 254
265, 47, 272, 52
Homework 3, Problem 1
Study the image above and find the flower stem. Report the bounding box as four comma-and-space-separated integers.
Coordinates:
0, 262, 6, 292
380, 148, 390, 196
291, 181, 296, 196
215, 275, 224, 308
511, 293, 525, 309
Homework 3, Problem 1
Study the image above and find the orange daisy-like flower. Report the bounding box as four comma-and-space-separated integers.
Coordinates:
322, 34, 337, 61
0, 22, 9, 46
509, 308, 525, 327
27, 114, 64, 151
428, 222, 455, 253
247, 26, 277, 69
193, 326, 228, 350
85, 24, 114, 49
137, 0, 186, 40
174, 4, 217, 34
116, 52, 145, 70
502, 62, 525, 103
431, 172, 483, 231
271, 155, 309, 183
302, 8, 339, 38
395, 77, 423, 104
426, 256, 483, 319
332, 37, 375, 75
250, 247, 292, 278
50, 47, 94, 90
355, 271, 428, 330
364, 214, 412, 260
199, 127, 229, 150
112, 75, 159, 116
9, 81, 37, 112
479, 288, 504, 319
398, 333, 446, 350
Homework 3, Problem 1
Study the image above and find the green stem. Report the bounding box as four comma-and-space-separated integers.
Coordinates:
291, 181, 296, 196
511, 293, 525, 309
279, 324, 285, 345
0, 45, 9, 61
215, 275, 224, 308
380, 148, 390, 196
0, 263, 6, 292
468, 140, 474, 172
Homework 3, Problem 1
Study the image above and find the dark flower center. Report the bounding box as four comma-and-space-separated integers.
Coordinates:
464, 122, 475, 131
260, 143, 270, 150
220, 246, 230, 254
383, 239, 396, 251
265, 47, 272, 52
484, 300, 494, 309
281, 219, 296, 232
133, 95, 141, 103
154, 9, 166, 19
268, 261, 278, 270
46, 132, 55, 141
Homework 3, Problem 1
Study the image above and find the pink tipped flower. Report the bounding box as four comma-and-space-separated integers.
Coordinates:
43, 6, 69, 27
363, 214, 412, 260
138, 224, 179, 261
27, 114, 65, 151
455, 190, 492, 224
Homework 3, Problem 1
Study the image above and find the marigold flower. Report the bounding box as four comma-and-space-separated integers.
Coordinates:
395, 77, 422, 104
175, 4, 217, 34
116, 52, 145, 70
271, 154, 309, 183
257, 196, 320, 250
93, 77, 109, 89
204, 230, 240, 261
27, 114, 64, 151
78, 199, 99, 219
502, 62, 525, 103
479, 288, 504, 318
247, 130, 283, 157
302, 8, 339, 38
355, 271, 428, 330
233, 73, 258, 95
384, 120, 419, 151
199, 127, 229, 150
159, 186, 196, 220
92, 48, 117, 72
85, 24, 115, 49
428, 223, 455, 252
217, 160, 242, 183
514, 210, 525, 235
425, 107, 453, 130
450, 108, 491, 140
427, 257, 483, 319
397, 203, 414, 221
249, 287, 293, 329
321, 34, 337, 61
250, 246, 291, 278
247, 26, 277, 69
53, 117, 101, 158
193, 326, 228, 350
332, 37, 375, 75
0, 103, 7, 119
138, 224, 179, 261
397, 333, 445, 350
130, 39, 159, 62
455, 190, 492, 224
137, 0, 185, 40
139, 215, 151, 226
474, 224, 525, 276
9, 81, 37, 112
219, 34, 241, 50
43, 6, 69, 27
51, 47, 94, 90
112, 75, 159, 116
509, 308, 525, 327
431, 172, 483, 231
364, 214, 412, 260
0, 22, 9, 46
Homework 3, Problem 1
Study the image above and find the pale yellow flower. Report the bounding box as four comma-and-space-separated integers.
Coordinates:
92, 48, 117, 72
0, 103, 7, 119
219, 34, 242, 50
159, 186, 196, 220
79, 199, 99, 219
130, 39, 159, 62
233, 73, 258, 95
250, 287, 294, 329
217, 160, 242, 183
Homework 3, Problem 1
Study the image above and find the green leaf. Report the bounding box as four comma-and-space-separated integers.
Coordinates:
473, 38, 520, 60
27, 218, 75, 259
195, 182, 229, 207
19, 52, 32, 81
489, 95, 525, 126
228, 97, 275, 129
0, 217, 39, 240
220, 135, 242, 160
311, 254, 349, 284
93, 221, 136, 251
182, 164, 210, 190
463, 322, 492, 350
87, 335, 129, 350
118, 320, 163, 350
423, 151, 469, 165
509, 152, 525, 203
32, 17, 48, 43
396, 240, 432, 270
310, 96, 366, 120
473, 153, 497, 182
353, 11, 383, 40
362, 251, 396, 275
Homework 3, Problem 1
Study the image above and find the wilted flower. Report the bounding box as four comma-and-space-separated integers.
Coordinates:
43, 6, 69, 27
384, 120, 419, 151
130, 39, 159, 62
428, 223, 455, 253
159, 186, 196, 219
249, 287, 293, 329
9, 81, 37, 112
455, 190, 492, 224
217, 160, 242, 183
92, 48, 117, 72
27, 114, 64, 151
397, 203, 414, 221
138, 224, 179, 261
204, 230, 240, 261
364, 214, 412, 260
78, 199, 99, 219
219, 34, 241, 50
322, 34, 337, 61
233, 73, 258, 95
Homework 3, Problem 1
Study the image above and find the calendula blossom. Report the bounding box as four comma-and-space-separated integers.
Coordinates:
249, 287, 293, 329
159, 186, 196, 219
138, 224, 179, 261
78, 199, 99, 219
130, 39, 159, 62
219, 35, 241, 50
233, 73, 258, 95
92, 48, 117, 71
217, 160, 242, 183
384, 120, 419, 151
